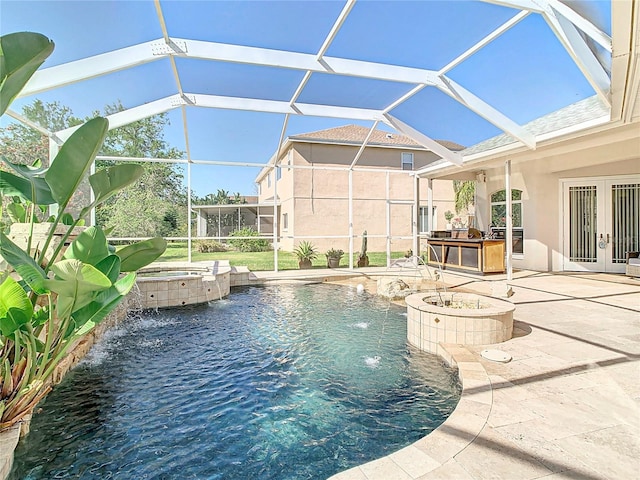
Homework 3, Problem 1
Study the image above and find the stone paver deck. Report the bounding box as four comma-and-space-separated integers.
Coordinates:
253, 268, 640, 480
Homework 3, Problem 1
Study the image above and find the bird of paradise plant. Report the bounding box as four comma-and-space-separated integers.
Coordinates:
0, 32, 166, 430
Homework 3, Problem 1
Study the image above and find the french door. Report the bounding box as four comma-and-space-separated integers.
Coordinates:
562, 176, 640, 272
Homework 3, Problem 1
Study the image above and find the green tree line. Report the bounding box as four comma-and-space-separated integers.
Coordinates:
0, 99, 187, 237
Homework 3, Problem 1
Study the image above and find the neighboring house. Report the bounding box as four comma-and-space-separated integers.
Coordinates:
254, 125, 464, 252
420, 95, 639, 274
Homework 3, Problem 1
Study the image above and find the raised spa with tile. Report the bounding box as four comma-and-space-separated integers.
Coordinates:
135, 260, 231, 308
405, 291, 516, 355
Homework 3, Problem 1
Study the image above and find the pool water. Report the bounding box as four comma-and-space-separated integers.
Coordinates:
10, 284, 461, 480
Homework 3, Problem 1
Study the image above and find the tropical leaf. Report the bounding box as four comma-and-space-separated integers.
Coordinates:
0, 168, 55, 204
89, 164, 144, 204
63, 226, 109, 266
0, 277, 33, 336
31, 306, 50, 329
0, 32, 54, 116
117, 237, 167, 272
6, 201, 26, 223
44, 117, 108, 208
0, 231, 48, 294
2, 157, 46, 178
43, 259, 111, 319
94, 254, 121, 284
72, 272, 136, 337
60, 213, 75, 225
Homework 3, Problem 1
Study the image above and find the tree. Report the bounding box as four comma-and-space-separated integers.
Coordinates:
0, 99, 187, 237
92, 101, 186, 237
453, 180, 475, 214
0, 99, 82, 167
0, 100, 84, 222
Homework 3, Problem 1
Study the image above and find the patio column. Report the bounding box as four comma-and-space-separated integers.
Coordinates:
386, 171, 391, 267
413, 175, 419, 257
196, 210, 207, 236
505, 160, 513, 280
257, 205, 261, 234
427, 178, 434, 232
187, 161, 192, 263
273, 167, 279, 272
348, 169, 354, 269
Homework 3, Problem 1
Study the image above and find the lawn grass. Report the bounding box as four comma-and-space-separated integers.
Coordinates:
158, 242, 406, 271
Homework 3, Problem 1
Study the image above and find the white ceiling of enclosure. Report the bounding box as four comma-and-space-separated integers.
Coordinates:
2, 0, 633, 194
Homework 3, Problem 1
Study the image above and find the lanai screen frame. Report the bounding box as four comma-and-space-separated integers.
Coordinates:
7, 0, 612, 273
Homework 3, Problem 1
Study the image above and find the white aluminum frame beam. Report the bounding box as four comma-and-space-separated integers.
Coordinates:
25, 35, 533, 155
20, 37, 440, 98
436, 77, 536, 149
26, 0, 611, 164
482, 0, 611, 52
543, 6, 611, 106
439, 10, 530, 75
19, 41, 161, 97
383, 114, 463, 165
483, 0, 612, 106
546, 0, 611, 51
56, 96, 179, 140
316, 0, 355, 63
6, 109, 62, 145
349, 121, 378, 169
55, 92, 386, 140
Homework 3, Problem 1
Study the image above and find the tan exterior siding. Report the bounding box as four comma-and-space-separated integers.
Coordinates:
258, 142, 458, 252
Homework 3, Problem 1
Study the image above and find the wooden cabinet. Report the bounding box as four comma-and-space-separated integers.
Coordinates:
426, 239, 505, 274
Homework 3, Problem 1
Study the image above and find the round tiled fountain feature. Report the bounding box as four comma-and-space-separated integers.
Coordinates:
405, 292, 515, 355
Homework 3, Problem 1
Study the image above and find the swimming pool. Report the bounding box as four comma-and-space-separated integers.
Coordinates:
10, 284, 460, 480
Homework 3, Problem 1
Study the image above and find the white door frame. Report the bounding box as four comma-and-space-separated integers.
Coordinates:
560, 174, 640, 273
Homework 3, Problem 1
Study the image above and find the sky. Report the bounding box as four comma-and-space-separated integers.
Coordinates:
1, 0, 610, 197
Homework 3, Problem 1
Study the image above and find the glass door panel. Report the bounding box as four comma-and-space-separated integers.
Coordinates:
563, 177, 640, 272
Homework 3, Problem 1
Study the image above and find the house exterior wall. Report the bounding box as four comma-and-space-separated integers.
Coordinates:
474, 126, 639, 272
258, 143, 458, 252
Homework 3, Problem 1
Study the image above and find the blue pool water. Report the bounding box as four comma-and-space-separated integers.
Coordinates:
10, 284, 460, 480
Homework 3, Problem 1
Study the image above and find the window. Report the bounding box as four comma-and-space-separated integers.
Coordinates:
257, 183, 261, 195
401, 152, 414, 170
276, 166, 282, 181
267, 173, 271, 188
419, 206, 436, 233
282, 212, 288, 230
490, 189, 524, 254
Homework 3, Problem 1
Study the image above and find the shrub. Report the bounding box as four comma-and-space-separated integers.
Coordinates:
228, 227, 271, 252
194, 239, 227, 253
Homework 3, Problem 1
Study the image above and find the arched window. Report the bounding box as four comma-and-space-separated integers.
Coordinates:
490, 189, 524, 254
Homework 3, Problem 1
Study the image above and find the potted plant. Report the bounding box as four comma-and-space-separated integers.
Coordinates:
293, 241, 317, 269
0, 32, 167, 433
325, 248, 344, 268
357, 231, 369, 267
444, 210, 454, 230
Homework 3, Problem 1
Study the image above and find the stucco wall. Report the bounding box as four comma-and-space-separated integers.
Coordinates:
269, 143, 458, 252
476, 156, 639, 272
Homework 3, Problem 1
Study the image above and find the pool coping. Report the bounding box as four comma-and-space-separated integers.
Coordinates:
328, 343, 491, 480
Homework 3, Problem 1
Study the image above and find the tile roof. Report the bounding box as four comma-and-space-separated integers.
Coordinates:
462, 95, 610, 156
289, 125, 465, 151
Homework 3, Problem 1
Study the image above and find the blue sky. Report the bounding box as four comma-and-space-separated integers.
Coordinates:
1, 0, 610, 197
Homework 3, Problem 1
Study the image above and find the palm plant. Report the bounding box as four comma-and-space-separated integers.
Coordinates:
293, 241, 317, 269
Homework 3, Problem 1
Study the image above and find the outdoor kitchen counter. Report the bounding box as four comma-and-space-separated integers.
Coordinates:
425, 238, 505, 274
